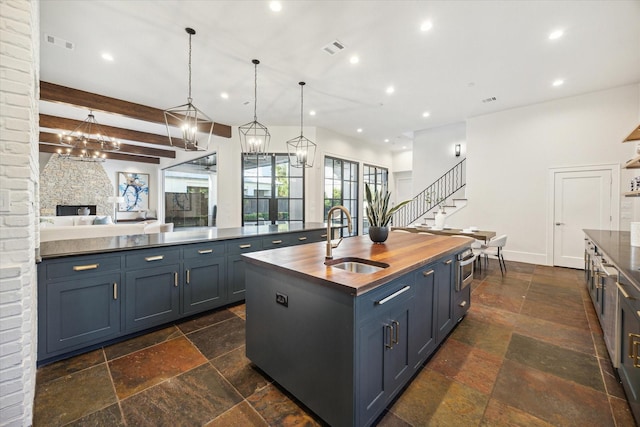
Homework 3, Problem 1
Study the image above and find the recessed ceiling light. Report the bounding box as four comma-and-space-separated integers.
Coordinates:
220, 92, 229, 99
349, 55, 359, 64
420, 20, 433, 32
269, 1, 282, 12
309, 110, 316, 116
384, 138, 390, 143
357, 128, 363, 133
552, 79, 564, 87
422, 111, 430, 118
386, 86, 395, 95
402, 145, 407, 149
101, 52, 114, 61
548, 29, 564, 40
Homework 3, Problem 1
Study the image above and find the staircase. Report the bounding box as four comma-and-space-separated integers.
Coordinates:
393, 158, 466, 227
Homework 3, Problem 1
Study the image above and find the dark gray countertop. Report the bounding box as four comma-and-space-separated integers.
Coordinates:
584, 229, 640, 289
39, 223, 327, 261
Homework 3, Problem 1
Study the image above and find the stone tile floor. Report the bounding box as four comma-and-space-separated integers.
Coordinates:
34, 261, 637, 426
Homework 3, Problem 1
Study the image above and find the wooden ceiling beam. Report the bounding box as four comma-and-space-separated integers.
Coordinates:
40, 114, 178, 147
39, 132, 176, 159
39, 143, 160, 164
40, 81, 232, 138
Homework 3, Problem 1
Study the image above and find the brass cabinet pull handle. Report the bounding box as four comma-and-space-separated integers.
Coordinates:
392, 320, 400, 345
239, 244, 252, 249
320, 234, 327, 238
444, 259, 453, 265
385, 324, 393, 349
186, 269, 190, 284
73, 263, 99, 271
617, 282, 634, 300
113, 283, 117, 300
630, 333, 640, 368
174, 272, 178, 287
423, 269, 435, 277
272, 240, 283, 244
459, 300, 467, 307
376, 286, 411, 305
298, 237, 307, 241
198, 249, 213, 254
145, 255, 164, 262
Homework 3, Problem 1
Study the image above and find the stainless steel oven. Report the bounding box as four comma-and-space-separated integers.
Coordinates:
456, 249, 476, 291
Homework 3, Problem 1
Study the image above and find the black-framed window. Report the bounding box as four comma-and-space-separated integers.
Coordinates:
363, 164, 389, 234
324, 156, 358, 237
242, 153, 304, 226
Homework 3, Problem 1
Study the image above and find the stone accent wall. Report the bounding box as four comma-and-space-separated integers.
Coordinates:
39, 155, 115, 216
0, 0, 39, 425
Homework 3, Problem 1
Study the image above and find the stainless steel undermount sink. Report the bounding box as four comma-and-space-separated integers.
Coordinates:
325, 257, 390, 274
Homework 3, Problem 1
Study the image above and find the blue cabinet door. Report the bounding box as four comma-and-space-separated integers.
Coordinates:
357, 277, 413, 426
125, 264, 181, 332
411, 265, 437, 367
435, 256, 455, 344
45, 273, 121, 354
183, 256, 226, 315
618, 283, 640, 422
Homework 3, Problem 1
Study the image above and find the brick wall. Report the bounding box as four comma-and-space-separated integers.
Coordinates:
0, 1, 39, 425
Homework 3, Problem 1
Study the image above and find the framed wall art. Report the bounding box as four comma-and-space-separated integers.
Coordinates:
118, 172, 149, 212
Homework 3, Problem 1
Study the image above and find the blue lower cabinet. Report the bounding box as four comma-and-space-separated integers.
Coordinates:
125, 264, 181, 332
435, 256, 455, 343
183, 256, 226, 314
411, 265, 437, 367
618, 278, 640, 423
357, 294, 412, 426
227, 254, 247, 303
43, 272, 121, 355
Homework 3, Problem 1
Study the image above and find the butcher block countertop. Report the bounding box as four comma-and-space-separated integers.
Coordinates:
242, 232, 471, 296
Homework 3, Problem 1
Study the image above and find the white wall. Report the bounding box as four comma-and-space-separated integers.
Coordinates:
450, 84, 639, 265
0, 1, 39, 425
412, 122, 466, 197
392, 150, 412, 173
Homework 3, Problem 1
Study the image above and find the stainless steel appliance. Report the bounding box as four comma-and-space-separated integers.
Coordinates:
456, 249, 476, 291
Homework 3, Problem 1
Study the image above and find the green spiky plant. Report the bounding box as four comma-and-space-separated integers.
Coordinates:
365, 183, 412, 227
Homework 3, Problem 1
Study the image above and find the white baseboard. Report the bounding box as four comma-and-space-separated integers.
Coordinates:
501, 249, 549, 266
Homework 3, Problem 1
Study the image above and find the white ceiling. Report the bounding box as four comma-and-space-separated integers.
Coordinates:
39, 1, 640, 152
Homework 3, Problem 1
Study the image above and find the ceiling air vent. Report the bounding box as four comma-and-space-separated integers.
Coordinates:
482, 96, 497, 103
322, 40, 345, 55
44, 33, 75, 50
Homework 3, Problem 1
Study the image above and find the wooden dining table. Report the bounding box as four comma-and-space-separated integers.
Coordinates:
393, 226, 496, 243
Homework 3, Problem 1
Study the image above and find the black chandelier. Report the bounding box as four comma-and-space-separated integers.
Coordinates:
164, 27, 213, 151
57, 110, 119, 162
286, 82, 316, 168
238, 59, 270, 157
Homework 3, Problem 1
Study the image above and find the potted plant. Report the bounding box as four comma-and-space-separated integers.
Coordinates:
365, 183, 412, 243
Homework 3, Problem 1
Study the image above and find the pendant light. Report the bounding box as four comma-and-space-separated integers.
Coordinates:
286, 82, 317, 168
57, 110, 119, 162
239, 59, 270, 157
164, 27, 213, 151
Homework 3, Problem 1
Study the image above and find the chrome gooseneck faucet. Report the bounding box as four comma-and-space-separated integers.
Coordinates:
326, 205, 353, 260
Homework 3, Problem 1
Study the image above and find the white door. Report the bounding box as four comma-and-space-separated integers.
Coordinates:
553, 168, 612, 268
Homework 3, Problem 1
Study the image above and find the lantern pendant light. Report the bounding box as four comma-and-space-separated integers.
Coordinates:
239, 59, 270, 157
286, 82, 316, 168
164, 27, 213, 151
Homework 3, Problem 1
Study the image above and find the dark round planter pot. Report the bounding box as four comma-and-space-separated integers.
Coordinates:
369, 226, 389, 243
